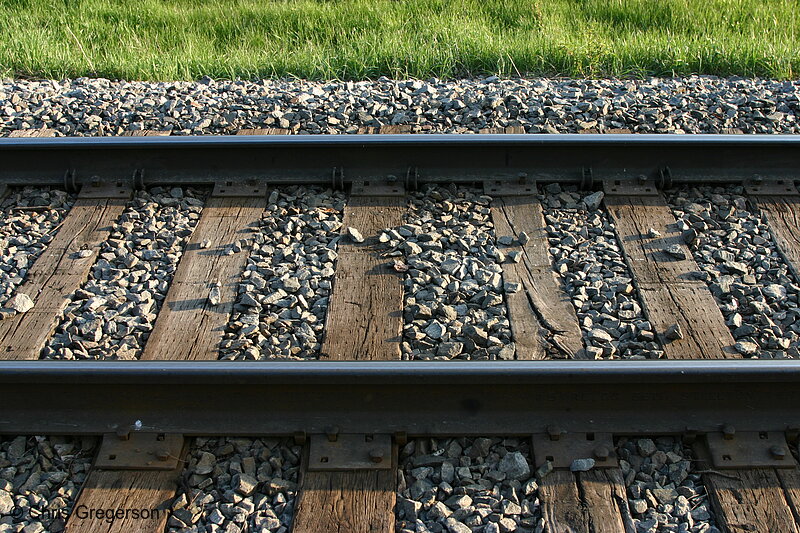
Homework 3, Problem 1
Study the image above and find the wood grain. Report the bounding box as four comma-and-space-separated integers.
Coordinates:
538, 469, 634, 533
64, 463, 182, 533
236, 128, 290, 135
579, 469, 636, 533
491, 196, 583, 359
357, 125, 413, 134
637, 281, 737, 359
605, 194, 738, 359
704, 469, 799, 533
539, 470, 590, 532
294, 190, 405, 530
120, 130, 170, 136
479, 126, 526, 134
321, 195, 405, 361
777, 468, 800, 526
0, 196, 128, 360
8, 129, 57, 137
292, 469, 396, 533
605, 195, 701, 285
142, 197, 264, 360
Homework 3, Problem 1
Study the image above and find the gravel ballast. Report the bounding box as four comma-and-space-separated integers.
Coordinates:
543, 186, 662, 359
0, 188, 73, 319
392, 186, 514, 361
0, 435, 95, 533
396, 437, 540, 533
167, 437, 300, 533
219, 186, 345, 360
41, 187, 205, 360
1, 76, 798, 136
618, 437, 719, 533
667, 186, 800, 359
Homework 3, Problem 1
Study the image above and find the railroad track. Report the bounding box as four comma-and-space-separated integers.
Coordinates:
1, 130, 800, 533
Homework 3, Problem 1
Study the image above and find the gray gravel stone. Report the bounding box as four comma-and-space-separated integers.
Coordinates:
4, 77, 799, 136
346, 226, 364, 243
41, 187, 205, 360
498, 451, 531, 481
665, 323, 684, 341
0, 436, 95, 533
396, 437, 540, 533
5, 293, 33, 313
167, 437, 299, 533
569, 458, 596, 472
583, 191, 605, 211
394, 185, 515, 361
219, 186, 345, 360
664, 244, 687, 260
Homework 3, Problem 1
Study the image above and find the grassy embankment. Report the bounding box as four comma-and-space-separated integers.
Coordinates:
1, 0, 798, 80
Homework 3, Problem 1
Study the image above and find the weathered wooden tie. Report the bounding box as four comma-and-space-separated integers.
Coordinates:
751, 193, 800, 283
539, 470, 634, 533
604, 193, 738, 359
8, 128, 58, 137
490, 195, 584, 359
292, 131, 407, 531
120, 130, 171, 137
358, 125, 414, 134
293, 201, 403, 527
236, 128, 290, 135
0, 190, 130, 360
65, 464, 184, 533
142, 195, 264, 360
321, 195, 405, 361
484, 126, 632, 531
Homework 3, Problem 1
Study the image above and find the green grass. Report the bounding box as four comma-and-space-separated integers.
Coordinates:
1, 0, 798, 81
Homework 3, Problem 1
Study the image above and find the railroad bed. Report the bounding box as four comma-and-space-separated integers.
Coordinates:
1, 131, 800, 533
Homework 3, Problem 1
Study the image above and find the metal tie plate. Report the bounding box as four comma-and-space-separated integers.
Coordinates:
212, 181, 266, 197
483, 179, 537, 196
95, 432, 183, 470
744, 178, 799, 196
307, 433, 392, 471
79, 179, 133, 199
603, 177, 659, 196
350, 180, 405, 197
532, 431, 618, 469
706, 431, 797, 469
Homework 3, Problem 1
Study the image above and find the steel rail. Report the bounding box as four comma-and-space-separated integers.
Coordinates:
1, 360, 798, 436
1, 134, 799, 187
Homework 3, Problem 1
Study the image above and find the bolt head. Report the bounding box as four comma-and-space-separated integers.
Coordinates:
325, 426, 340, 442
593, 446, 610, 461
547, 425, 563, 441
770, 445, 787, 460
369, 449, 384, 463
722, 425, 736, 439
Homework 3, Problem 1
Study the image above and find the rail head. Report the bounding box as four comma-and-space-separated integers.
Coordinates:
1, 360, 798, 436
1, 134, 799, 187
